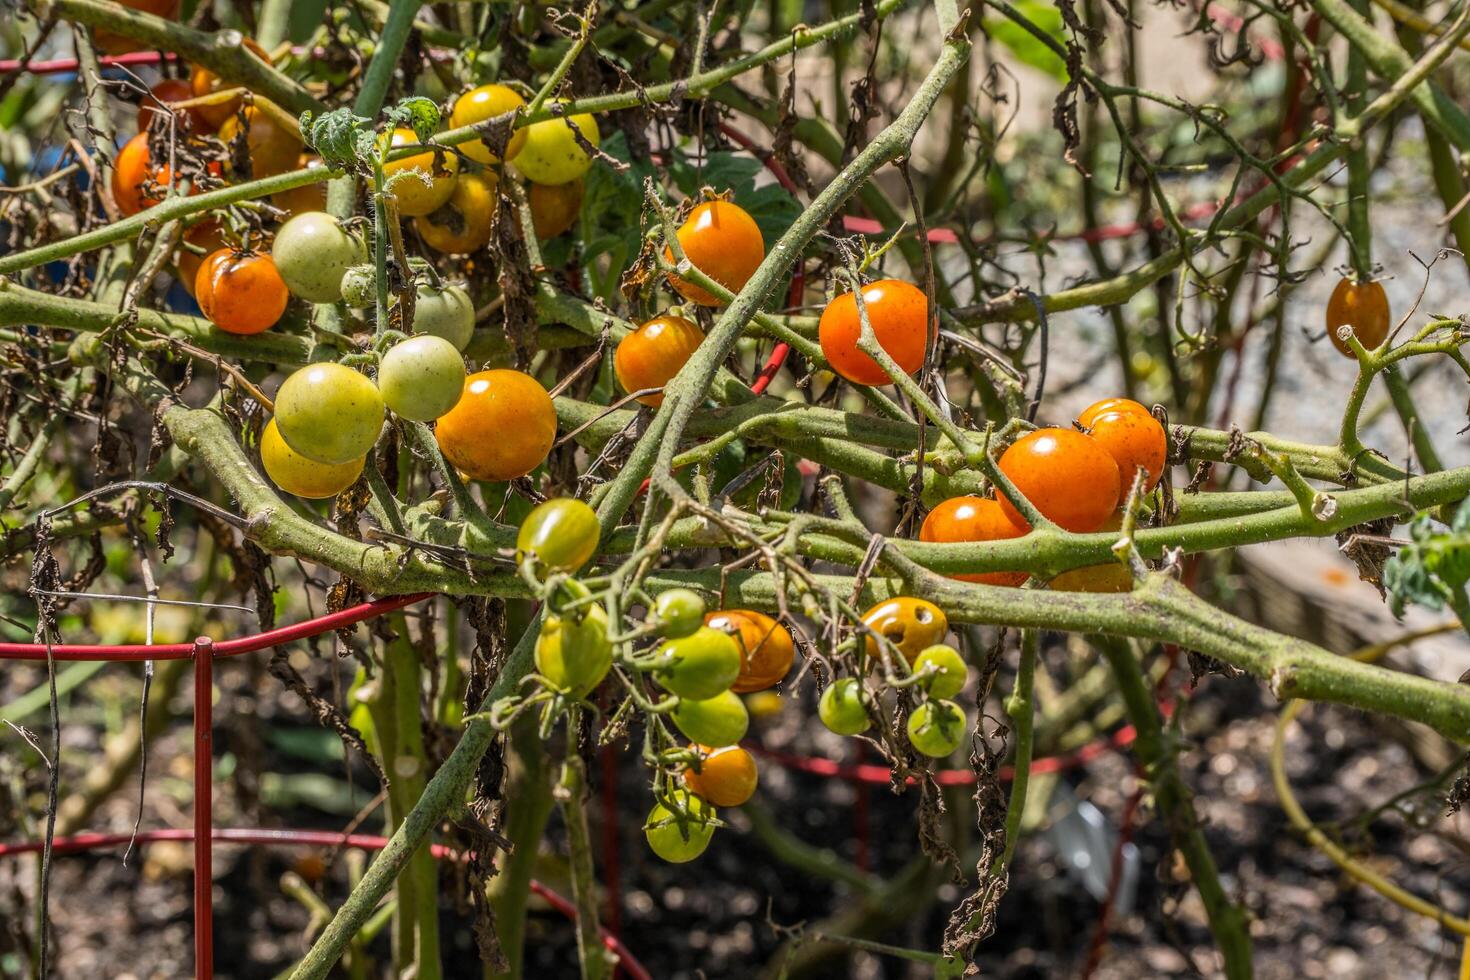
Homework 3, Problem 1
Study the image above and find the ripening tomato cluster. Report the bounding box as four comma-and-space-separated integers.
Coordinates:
920, 397, 1166, 593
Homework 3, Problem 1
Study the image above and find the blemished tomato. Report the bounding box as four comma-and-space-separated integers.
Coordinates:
175, 220, 227, 297
415, 171, 497, 255
195, 249, 289, 335
912, 645, 967, 700
272, 156, 329, 216
529, 178, 583, 239
259, 418, 364, 499
378, 335, 466, 421
412, 282, 476, 351
1050, 562, 1134, 593
512, 103, 599, 185
516, 497, 600, 574
996, 427, 1121, 533
535, 601, 612, 697
818, 678, 870, 735
652, 589, 707, 638
274, 363, 385, 465
112, 133, 162, 217
671, 690, 749, 747
448, 84, 528, 164
652, 626, 742, 700
271, 211, 365, 303
818, 279, 929, 386
97, 0, 178, 54
380, 127, 459, 216
189, 38, 272, 130
434, 370, 556, 482
219, 105, 301, 179
665, 200, 765, 307
1077, 397, 1150, 429
907, 700, 967, 758
683, 746, 758, 807
645, 796, 716, 863
1326, 277, 1390, 356
862, 597, 948, 665
919, 496, 1027, 586
136, 78, 196, 133
614, 314, 704, 407
704, 609, 794, 693
1085, 409, 1166, 493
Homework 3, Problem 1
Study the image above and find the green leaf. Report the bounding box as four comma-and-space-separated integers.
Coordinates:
301, 107, 374, 170
385, 96, 441, 143
984, 3, 1069, 82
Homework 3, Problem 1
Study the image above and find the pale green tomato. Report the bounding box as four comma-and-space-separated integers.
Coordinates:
911, 645, 968, 700
512, 103, 599, 186
275, 363, 385, 465
644, 795, 716, 863
651, 626, 741, 700
652, 588, 706, 638
818, 678, 870, 736
271, 211, 366, 302
535, 602, 611, 698
378, 335, 466, 421
413, 282, 475, 351
907, 699, 967, 758
670, 690, 748, 747
339, 265, 376, 308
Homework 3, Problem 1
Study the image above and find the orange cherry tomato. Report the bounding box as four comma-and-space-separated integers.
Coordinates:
613, 315, 704, 407
97, 0, 178, 55
862, 597, 948, 664
818, 279, 929, 386
194, 249, 289, 335
434, 370, 557, 482
704, 609, 794, 693
112, 133, 159, 217
448, 84, 528, 164
683, 745, 758, 807
175, 221, 228, 297
529, 178, 583, 239
415, 171, 497, 255
919, 496, 1027, 586
665, 200, 764, 306
272, 156, 329, 216
189, 38, 272, 131
1084, 409, 1166, 493
1077, 397, 1151, 429
218, 105, 302, 179
136, 78, 196, 133
1325, 277, 1390, 357
996, 428, 1120, 533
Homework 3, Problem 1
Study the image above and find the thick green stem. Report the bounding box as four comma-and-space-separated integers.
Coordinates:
487, 713, 556, 979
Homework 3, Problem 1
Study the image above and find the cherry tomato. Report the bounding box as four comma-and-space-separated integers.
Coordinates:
1049, 562, 1133, 593
434, 370, 556, 482
614, 314, 704, 407
818, 279, 929, 386
259, 418, 364, 499
670, 690, 748, 747
378, 335, 466, 421
112, 133, 162, 217
912, 645, 967, 699
862, 597, 948, 664
274, 363, 385, 465
512, 102, 599, 186
529, 178, 583, 239
517, 497, 600, 574
1078, 397, 1151, 429
189, 38, 272, 130
412, 282, 476, 350
665, 200, 764, 307
1325, 277, 1390, 356
272, 156, 329, 216
1084, 408, 1166, 494
818, 678, 870, 735
136, 78, 196, 133
175, 220, 227, 297
652, 589, 707, 638
535, 601, 612, 697
746, 690, 784, 721
271, 211, 366, 303
644, 795, 716, 863
219, 105, 301, 179
652, 626, 742, 700
683, 745, 758, 807
97, 0, 178, 55
704, 609, 794, 693
448, 84, 528, 164
415, 171, 497, 255
907, 700, 967, 758
996, 428, 1120, 533
380, 127, 459, 217
195, 249, 289, 335
919, 496, 1027, 586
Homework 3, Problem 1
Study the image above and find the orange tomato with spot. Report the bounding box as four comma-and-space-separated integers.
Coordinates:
818, 279, 929, 386
665, 200, 764, 306
704, 609, 794, 693
919, 496, 1027, 586
614, 315, 704, 407
996, 428, 1120, 533
862, 597, 947, 664
195, 249, 289, 335
683, 745, 758, 807
1325, 277, 1390, 357
434, 370, 557, 482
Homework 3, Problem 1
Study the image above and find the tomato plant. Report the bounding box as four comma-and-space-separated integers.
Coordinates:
189, 37, 272, 130
818, 678, 871, 735
651, 626, 742, 699
1083, 406, 1167, 493
218, 106, 302, 179
817, 279, 929, 386
409, 282, 475, 350
136, 78, 195, 133
644, 796, 717, 863
380, 127, 458, 216
665, 200, 765, 307
535, 596, 612, 698
1325, 277, 1391, 356
194, 249, 289, 335
906, 700, 966, 758
995, 427, 1121, 533
415, 172, 497, 255
911, 644, 967, 699
614, 314, 704, 407
651, 588, 707, 638
528, 178, 584, 239
670, 690, 749, 747
511, 104, 599, 186
434, 370, 556, 481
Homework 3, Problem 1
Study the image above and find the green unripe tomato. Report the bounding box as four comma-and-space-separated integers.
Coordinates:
651, 626, 741, 700
651, 588, 706, 638
339, 265, 377, 308
670, 690, 748, 747
378, 335, 466, 421
534, 601, 611, 697
412, 282, 475, 351
275, 363, 385, 465
907, 699, 967, 758
644, 796, 716, 863
912, 644, 968, 700
818, 678, 871, 736
271, 211, 366, 302
517, 498, 600, 575
512, 103, 600, 185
